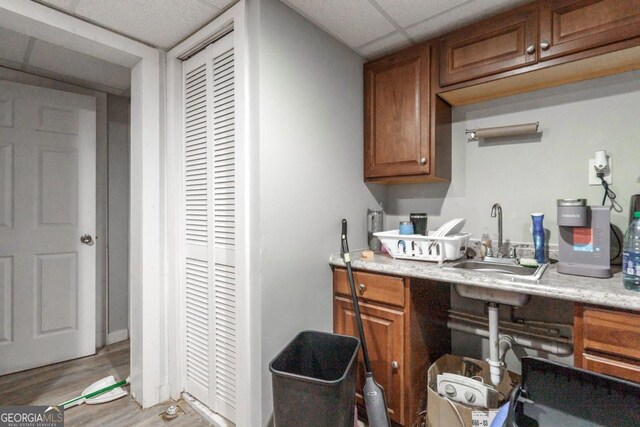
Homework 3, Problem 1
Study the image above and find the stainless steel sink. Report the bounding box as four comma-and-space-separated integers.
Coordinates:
447, 260, 547, 280
454, 283, 531, 306
444, 260, 548, 306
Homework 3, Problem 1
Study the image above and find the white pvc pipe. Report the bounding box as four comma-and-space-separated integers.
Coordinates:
447, 321, 574, 356
486, 303, 502, 386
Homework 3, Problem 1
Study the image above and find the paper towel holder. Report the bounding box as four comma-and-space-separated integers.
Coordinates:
466, 122, 539, 141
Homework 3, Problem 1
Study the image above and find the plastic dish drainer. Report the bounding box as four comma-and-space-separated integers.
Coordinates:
374, 230, 472, 264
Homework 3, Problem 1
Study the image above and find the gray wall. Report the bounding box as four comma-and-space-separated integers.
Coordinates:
107, 95, 130, 336
386, 69, 640, 246
256, 0, 381, 424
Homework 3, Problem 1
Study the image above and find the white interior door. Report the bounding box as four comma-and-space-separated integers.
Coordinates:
182, 32, 237, 423
0, 80, 96, 375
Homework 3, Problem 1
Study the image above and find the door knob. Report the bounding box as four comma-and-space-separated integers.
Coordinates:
540, 40, 550, 50
419, 157, 427, 166
526, 44, 535, 54
80, 234, 93, 244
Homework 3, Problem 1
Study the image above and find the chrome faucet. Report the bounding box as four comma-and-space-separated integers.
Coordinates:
491, 203, 503, 257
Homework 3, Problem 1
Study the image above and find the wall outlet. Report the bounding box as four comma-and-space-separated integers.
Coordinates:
589, 158, 612, 185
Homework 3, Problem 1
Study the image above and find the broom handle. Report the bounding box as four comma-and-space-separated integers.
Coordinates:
60, 378, 129, 408
341, 219, 372, 373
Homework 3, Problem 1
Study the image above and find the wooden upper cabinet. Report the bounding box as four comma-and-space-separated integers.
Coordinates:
439, 2, 538, 86
364, 43, 430, 180
539, 0, 640, 61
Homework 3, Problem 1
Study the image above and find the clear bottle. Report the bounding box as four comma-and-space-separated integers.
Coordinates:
623, 211, 640, 291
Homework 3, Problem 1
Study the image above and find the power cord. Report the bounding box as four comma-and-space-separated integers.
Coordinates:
443, 395, 466, 427
598, 174, 622, 261
598, 175, 623, 213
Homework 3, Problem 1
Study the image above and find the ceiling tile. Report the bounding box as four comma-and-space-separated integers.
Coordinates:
28, 38, 131, 90
69, 0, 221, 49
38, 0, 75, 10
358, 32, 411, 59
201, 0, 236, 9
374, 0, 469, 28
405, 0, 531, 41
0, 27, 31, 63
281, 0, 396, 49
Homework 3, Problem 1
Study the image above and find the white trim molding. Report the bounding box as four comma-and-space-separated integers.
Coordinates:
166, 2, 257, 426
107, 329, 130, 345
0, 0, 165, 408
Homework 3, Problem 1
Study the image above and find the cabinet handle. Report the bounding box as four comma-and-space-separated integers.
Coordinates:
359, 284, 366, 293
419, 157, 427, 166
526, 44, 535, 54
391, 361, 399, 369
540, 40, 550, 51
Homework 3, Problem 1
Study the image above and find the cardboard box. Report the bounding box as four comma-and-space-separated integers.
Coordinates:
427, 354, 520, 427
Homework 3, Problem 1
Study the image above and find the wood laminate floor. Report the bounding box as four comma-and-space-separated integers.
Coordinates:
0, 340, 212, 426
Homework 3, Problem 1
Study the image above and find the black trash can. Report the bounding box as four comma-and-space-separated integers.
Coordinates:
269, 330, 360, 427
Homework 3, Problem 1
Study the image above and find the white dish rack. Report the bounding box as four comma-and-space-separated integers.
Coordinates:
374, 230, 472, 264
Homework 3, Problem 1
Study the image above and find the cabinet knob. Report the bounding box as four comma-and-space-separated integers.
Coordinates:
419, 157, 427, 166
359, 283, 366, 293
526, 44, 535, 54
540, 40, 550, 51
391, 361, 399, 369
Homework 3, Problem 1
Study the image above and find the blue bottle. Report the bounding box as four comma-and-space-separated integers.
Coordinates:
532, 213, 545, 264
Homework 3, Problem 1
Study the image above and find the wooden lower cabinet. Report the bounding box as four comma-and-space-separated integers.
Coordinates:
333, 268, 451, 426
334, 297, 404, 423
574, 304, 640, 383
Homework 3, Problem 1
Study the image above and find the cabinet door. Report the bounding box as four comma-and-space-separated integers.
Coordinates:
574, 304, 640, 383
364, 44, 430, 179
439, 3, 537, 86
334, 296, 405, 425
539, 0, 640, 61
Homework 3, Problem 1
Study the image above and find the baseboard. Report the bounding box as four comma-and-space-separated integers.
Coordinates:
182, 392, 233, 427
106, 329, 129, 345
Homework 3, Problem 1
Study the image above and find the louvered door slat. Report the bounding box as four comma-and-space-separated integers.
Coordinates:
211, 41, 237, 420
183, 31, 237, 423
185, 61, 209, 247
183, 56, 211, 404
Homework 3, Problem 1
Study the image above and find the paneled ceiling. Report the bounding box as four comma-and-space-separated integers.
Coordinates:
280, 0, 532, 59
0, 26, 131, 95
34, 0, 237, 49
0, 0, 531, 94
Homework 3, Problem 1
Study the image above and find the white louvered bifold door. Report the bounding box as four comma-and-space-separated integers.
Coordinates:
182, 32, 237, 423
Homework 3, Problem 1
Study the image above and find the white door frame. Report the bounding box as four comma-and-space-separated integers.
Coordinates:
0, 1, 164, 408
166, 3, 257, 426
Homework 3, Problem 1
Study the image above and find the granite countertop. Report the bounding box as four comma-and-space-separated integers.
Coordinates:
329, 251, 640, 312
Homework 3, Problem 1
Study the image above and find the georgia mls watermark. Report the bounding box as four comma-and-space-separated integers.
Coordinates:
0, 406, 64, 427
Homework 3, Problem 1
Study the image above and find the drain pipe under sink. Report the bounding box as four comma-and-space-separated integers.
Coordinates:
447, 321, 573, 356
487, 303, 502, 386
448, 308, 574, 386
